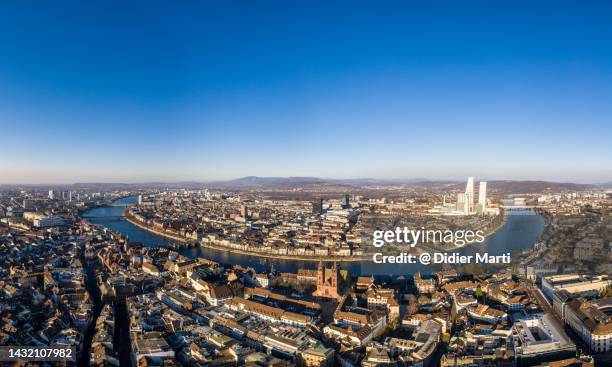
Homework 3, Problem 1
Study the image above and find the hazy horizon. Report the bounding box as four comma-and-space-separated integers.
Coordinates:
2, 168, 611, 185
1, 174, 611, 186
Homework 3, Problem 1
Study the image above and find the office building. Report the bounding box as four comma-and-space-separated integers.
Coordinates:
341, 194, 350, 209
478, 181, 487, 213
542, 274, 611, 300
565, 297, 612, 352
23, 199, 36, 210
431, 177, 498, 216
456, 193, 466, 213
240, 205, 249, 219
512, 313, 575, 365
465, 176, 475, 214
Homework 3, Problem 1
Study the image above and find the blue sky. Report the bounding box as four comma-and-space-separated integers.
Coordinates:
1, 1, 611, 184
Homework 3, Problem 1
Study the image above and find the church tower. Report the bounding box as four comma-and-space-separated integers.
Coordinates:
313, 261, 342, 301
317, 260, 324, 289
331, 261, 339, 289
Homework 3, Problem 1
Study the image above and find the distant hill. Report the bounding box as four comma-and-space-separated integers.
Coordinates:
481, 180, 594, 193
70, 181, 207, 190
208, 176, 327, 188
207, 176, 594, 192
3, 177, 600, 193
206, 176, 461, 189
326, 178, 452, 186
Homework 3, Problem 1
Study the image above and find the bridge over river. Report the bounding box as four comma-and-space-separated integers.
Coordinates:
83, 215, 125, 221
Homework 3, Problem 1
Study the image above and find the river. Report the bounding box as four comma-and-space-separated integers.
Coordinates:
82, 196, 545, 275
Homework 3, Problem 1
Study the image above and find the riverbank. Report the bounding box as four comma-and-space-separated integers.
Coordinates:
123, 210, 370, 262
123, 208, 508, 262
84, 198, 544, 275
124, 210, 194, 244
416, 211, 506, 252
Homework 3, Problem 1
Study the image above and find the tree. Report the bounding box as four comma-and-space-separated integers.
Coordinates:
389, 316, 401, 331
600, 284, 612, 299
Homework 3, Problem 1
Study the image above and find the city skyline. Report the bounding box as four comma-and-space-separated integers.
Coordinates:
2, 2, 612, 183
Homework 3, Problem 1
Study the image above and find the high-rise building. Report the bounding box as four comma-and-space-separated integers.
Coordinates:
478, 181, 487, 213
465, 176, 475, 214
137, 195, 143, 205
68, 191, 72, 202
341, 194, 350, 209
48, 190, 55, 200
446, 177, 495, 216
240, 204, 249, 219
456, 193, 466, 213
312, 198, 323, 214
23, 199, 36, 210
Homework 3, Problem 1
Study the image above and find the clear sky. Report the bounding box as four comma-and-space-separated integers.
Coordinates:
1, 1, 611, 184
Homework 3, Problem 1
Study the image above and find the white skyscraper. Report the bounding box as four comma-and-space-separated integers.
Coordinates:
465, 176, 475, 214
48, 190, 55, 200
456, 193, 466, 213
478, 181, 487, 213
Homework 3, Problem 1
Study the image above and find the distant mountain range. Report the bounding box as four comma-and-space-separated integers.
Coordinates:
206, 176, 445, 188
460, 180, 595, 193
2, 177, 605, 193
205, 176, 597, 193
208, 176, 327, 187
